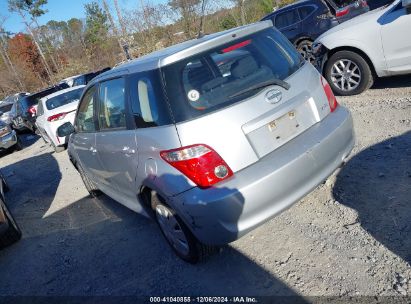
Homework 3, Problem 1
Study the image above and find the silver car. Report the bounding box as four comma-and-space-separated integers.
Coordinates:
59, 21, 354, 263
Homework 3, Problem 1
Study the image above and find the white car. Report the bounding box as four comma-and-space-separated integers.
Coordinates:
35, 86, 85, 153
313, 0, 411, 95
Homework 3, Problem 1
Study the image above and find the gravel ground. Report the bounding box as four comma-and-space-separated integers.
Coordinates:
0, 75, 410, 299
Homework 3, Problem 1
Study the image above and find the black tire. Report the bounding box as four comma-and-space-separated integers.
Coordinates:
77, 164, 101, 198
14, 137, 23, 151
296, 39, 315, 63
325, 50, 374, 96
151, 192, 217, 264
0, 199, 22, 249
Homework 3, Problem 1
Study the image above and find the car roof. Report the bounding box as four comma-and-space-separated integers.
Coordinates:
39, 85, 86, 103
262, 0, 318, 19
90, 21, 273, 85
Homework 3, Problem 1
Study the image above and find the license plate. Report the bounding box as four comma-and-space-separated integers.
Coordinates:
268, 111, 300, 141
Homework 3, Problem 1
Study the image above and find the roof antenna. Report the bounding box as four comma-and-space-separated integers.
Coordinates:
197, 0, 207, 39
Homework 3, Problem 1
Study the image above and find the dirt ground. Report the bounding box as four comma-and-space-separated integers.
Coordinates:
0, 75, 410, 298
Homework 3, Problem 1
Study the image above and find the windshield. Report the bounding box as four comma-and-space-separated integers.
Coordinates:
46, 88, 83, 110
161, 28, 303, 123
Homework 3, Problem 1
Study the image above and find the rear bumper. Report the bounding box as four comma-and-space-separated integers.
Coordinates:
0, 131, 18, 150
171, 106, 354, 245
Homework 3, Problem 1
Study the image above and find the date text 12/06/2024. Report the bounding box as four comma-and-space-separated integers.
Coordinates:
149, 297, 258, 303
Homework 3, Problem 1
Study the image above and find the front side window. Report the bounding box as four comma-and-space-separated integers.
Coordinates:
76, 86, 96, 133
162, 27, 304, 123
299, 6, 316, 19
98, 78, 126, 130
275, 9, 300, 28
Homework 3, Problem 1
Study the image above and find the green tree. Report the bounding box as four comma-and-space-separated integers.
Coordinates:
168, 0, 201, 38
84, 1, 109, 46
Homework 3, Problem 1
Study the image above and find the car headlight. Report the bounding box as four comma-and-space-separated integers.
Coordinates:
0, 125, 11, 137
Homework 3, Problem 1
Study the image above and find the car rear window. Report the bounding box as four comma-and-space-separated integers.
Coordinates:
161, 28, 304, 123
46, 88, 83, 110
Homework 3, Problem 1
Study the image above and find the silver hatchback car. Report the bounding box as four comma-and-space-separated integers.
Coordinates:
59, 21, 354, 263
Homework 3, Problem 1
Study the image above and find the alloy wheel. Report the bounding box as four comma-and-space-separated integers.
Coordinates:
155, 204, 190, 256
331, 59, 362, 92
298, 42, 315, 63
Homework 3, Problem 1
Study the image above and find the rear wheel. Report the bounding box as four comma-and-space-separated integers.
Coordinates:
0, 199, 22, 249
325, 50, 374, 96
78, 164, 101, 198
151, 192, 216, 263
297, 40, 315, 63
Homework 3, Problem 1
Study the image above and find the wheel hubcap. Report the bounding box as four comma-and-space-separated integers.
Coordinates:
298, 43, 315, 63
155, 205, 189, 256
331, 59, 361, 91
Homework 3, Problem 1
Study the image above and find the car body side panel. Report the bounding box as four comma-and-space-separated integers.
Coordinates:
379, 5, 411, 74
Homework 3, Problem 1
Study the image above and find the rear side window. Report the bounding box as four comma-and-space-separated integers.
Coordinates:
299, 6, 316, 19
129, 70, 173, 128
162, 27, 303, 123
45, 88, 83, 110
98, 78, 126, 130
76, 86, 96, 133
275, 9, 300, 28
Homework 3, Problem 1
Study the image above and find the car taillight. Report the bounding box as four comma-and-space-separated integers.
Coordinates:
321, 76, 338, 112
160, 144, 233, 188
336, 7, 350, 17
47, 112, 67, 122
28, 106, 36, 115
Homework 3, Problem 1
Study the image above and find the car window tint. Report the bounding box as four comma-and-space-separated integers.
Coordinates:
275, 9, 300, 28
45, 88, 83, 110
162, 28, 303, 122
138, 79, 158, 123
129, 71, 173, 128
98, 78, 126, 130
76, 86, 96, 133
299, 6, 315, 19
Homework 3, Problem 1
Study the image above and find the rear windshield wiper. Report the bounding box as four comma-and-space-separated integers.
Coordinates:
229, 78, 290, 99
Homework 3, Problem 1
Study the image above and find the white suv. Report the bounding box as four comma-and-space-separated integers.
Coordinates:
314, 0, 411, 95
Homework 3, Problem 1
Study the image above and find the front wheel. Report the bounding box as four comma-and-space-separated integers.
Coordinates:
77, 164, 101, 198
0, 199, 22, 249
325, 50, 374, 96
151, 192, 216, 264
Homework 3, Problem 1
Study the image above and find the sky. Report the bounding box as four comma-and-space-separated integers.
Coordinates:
0, 0, 167, 34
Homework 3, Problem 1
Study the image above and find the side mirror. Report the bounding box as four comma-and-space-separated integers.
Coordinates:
57, 122, 75, 137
